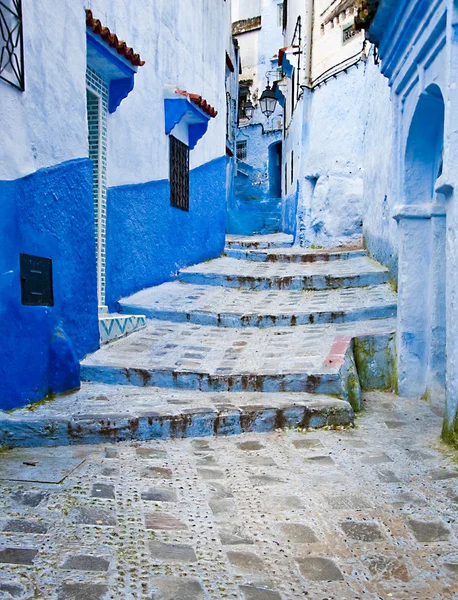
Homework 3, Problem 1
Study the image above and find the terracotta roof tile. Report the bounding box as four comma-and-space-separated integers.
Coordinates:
85, 9, 145, 67
175, 89, 218, 118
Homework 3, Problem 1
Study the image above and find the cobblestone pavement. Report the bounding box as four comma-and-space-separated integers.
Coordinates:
0, 392, 457, 599
81, 318, 395, 380
178, 256, 389, 290
120, 283, 397, 326
226, 234, 294, 249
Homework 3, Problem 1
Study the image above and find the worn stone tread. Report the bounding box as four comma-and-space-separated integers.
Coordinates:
224, 246, 366, 263
119, 282, 397, 327
80, 318, 394, 383
0, 385, 353, 448
225, 233, 293, 249
178, 256, 389, 290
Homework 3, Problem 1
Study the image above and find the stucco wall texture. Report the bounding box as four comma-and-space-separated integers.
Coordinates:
0, 159, 99, 410
0, 0, 231, 408
293, 66, 365, 248
107, 157, 227, 310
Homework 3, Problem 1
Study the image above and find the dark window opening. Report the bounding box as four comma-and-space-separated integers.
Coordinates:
20, 254, 54, 306
283, 0, 288, 31
291, 150, 294, 184
291, 69, 296, 113
238, 86, 250, 122
169, 135, 189, 211
0, 0, 25, 90
285, 161, 288, 193
236, 140, 247, 160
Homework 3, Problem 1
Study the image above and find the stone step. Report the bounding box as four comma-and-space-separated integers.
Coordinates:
119, 282, 397, 327
224, 246, 367, 263
99, 313, 147, 345
81, 318, 396, 400
0, 384, 354, 448
226, 233, 293, 249
178, 256, 390, 290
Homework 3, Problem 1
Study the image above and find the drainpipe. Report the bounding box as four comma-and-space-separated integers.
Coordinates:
302, 0, 314, 88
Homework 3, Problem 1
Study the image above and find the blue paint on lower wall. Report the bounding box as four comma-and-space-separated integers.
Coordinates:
106, 156, 226, 309
0, 159, 99, 410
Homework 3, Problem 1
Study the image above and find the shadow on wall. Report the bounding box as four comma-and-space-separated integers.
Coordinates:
228, 140, 283, 235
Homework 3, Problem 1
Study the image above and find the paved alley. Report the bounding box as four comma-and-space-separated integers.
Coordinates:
0, 393, 457, 599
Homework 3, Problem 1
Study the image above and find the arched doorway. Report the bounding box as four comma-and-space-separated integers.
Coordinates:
269, 141, 282, 198
396, 84, 446, 397
405, 84, 445, 205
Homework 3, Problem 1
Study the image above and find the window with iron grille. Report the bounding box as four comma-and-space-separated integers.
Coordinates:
169, 135, 189, 211
0, 0, 24, 90
343, 24, 357, 44
236, 140, 247, 161
238, 86, 250, 122
277, 3, 283, 27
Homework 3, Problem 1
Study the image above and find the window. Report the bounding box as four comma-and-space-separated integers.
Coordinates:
0, 0, 24, 90
238, 86, 250, 122
291, 69, 296, 113
285, 161, 288, 193
169, 135, 189, 211
277, 3, 283, 27
20, 254, 54, 307
291, 151, 294, 185
236, 140, 247, 160
226, 92, 232, 140
343, 24, 357, 44
282, 0, 288, 31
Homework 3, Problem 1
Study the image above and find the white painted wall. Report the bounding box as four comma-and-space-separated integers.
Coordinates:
0, 2, 88, 180
0, 0, 230, 186
88, 0, 229, 187
232, 0, 262, 23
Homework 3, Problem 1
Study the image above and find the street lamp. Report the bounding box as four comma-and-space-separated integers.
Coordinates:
259, 84, 278, 117
244, 99, 254, 120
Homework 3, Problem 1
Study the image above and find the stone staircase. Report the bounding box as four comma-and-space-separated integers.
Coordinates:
0, 234, 397, 448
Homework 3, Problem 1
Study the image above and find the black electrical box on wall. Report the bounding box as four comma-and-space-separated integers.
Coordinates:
20, 254, 54, 307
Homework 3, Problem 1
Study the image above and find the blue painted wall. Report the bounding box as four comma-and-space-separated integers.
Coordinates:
0, 159, 100, 410
106, 156, 226, 309
228, 127, 283, 235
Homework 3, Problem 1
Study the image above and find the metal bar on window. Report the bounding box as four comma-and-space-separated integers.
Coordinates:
0, 0, 24, 90
170, 135, 190, 212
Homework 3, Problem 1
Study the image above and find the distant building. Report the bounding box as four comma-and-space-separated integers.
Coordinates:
0, 0, 232, 409
280, 0, 367, 247
229, 0, 284, 235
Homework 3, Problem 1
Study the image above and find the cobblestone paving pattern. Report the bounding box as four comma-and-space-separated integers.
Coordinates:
121, 284, 397, 324
82, 319, 396, 375
226, 234, 293, 249
0, 392, 457, 599
179, 256, 388, 280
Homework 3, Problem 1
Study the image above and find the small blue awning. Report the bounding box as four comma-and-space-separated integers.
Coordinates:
164, 89, 218, 150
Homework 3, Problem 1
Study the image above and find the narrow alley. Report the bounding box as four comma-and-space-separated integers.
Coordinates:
1, 0, 458, 599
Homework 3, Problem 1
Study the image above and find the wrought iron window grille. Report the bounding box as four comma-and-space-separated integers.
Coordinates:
236, 140, 247, 161
169, 135, 190, 212
0, 0, 24, 91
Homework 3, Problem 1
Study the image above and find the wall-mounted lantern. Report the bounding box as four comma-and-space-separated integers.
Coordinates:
259, 84, 278, 117
244, 99, 254, 120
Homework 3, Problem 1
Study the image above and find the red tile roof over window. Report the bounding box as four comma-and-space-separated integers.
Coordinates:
175, 89, 218, 118
85, 9, 145, 67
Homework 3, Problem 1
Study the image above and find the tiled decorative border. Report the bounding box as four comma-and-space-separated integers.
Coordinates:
86, 67, 108, 305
